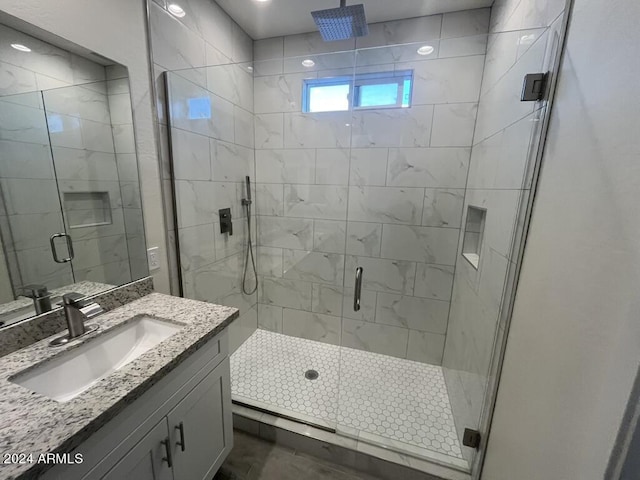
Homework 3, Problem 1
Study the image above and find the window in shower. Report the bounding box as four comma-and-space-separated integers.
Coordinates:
303, 70, 413, 113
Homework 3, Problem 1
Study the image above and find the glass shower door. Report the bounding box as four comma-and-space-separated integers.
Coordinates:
42, 82, 134, 288
0, 90, 74, 299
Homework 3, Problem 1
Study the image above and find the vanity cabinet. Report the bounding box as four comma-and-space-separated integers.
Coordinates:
101, 419, 172, 480
42, 330, 233, 480
103, 358, 232, 480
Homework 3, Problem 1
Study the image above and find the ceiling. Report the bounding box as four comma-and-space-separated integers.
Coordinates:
214, 0, 494, 40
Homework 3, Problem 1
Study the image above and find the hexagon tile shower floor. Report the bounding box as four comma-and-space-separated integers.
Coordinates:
230, 329, 464, 462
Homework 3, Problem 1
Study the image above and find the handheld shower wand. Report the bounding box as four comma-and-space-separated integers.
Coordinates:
242, 176, 258, 295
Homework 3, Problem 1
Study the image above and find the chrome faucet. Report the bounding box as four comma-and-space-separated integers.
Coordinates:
22, 284, 52, 315
50, 293, 103, 346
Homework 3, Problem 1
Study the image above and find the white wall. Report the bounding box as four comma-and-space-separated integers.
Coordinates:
0, 0, 171, 294
482, 0, 640, 478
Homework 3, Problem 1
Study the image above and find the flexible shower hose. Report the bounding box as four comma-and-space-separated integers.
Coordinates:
242, 202, 258, 295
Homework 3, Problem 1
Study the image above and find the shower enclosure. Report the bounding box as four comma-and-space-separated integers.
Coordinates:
164, 10, 565, 475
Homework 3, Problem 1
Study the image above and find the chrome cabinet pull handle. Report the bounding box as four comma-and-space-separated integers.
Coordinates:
50, 233, 74, 263
161, 438, 173, 467
354, 266, 363, 312
175, 422, 186, 451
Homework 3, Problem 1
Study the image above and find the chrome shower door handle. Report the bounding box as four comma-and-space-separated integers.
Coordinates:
354, 266, 363, 312
50, 233, 74, 263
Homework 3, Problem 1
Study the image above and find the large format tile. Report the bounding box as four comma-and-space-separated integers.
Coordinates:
386, 147, 470, 188
284, 112, 351, 149
283, 250, 345, 286
431, 103, 478, 147
414, 264, 455, 301
345, 256, 416, 295
380, 225, 459, 265
313, 220, 347, 254
351, 106, 434, 148
260, 277, 313, 311
282, 308, 341, 345
258, 216, 313, 250
422, 188, 465, 228
255, 149, 315, 184
341, 319, 408, 358
284, 185, 348, 221
348, 187, 424, 225
375, 293, 450, 334
346, 222, 382, 257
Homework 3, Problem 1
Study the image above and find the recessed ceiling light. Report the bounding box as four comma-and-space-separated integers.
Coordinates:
302, 59, 315, 68
11, 43, 31, 52
254, 0, 271, 3
167, 4, 186, 17
247, 66, 254, 71
417, 45, 434, 56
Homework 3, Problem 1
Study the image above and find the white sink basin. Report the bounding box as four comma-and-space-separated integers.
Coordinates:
11, 316, 182, 402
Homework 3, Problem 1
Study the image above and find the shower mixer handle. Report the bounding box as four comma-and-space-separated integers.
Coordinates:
354, 267, 363, 312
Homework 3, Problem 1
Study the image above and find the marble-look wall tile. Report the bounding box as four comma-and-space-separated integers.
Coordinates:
282, 308, 341, 345
431, 103, 478, 147
256, 184, 284, 217
349, 149, 388, 186
254, 113, 284, 149
258, 303, 283, 333
398, 56, 484, 105
348, 186, 424, 225
311, 283, 344, 317
259, 276, 312, 311
376, 293, 450, 334
178, 224, 216, 271
254, 73, 310, 113
407, 331, 446, 365
341, 319, 408, 358
1, 179, 60, 215
351, 105, 434, 148
284, 112, 351, 149
442, 9, 491, 38
422, 188, 465, 228
439, 34, 488, 58
257, 246, 283, 278
174, 180, 215, 228
234, 106, 255, 148
284, 185, 348, 221
255, 149, 315, 184
381, 225, 459, 265
149, 3, 206, 71
315, 149, 349, 185
414, 264, 455, 301
342, 286, 377, 323
284, 31, 355, 57
211, 139, 254, 182
345, 256, 416, 295
387, 147, 470, 188
283, 250, 345, 286
0, 141, 53, 180
313, 220, 347, 254
346, 222, 382, 257
171, 128, 211, 180
356, 15, 443, 49
258, 216, 313, 250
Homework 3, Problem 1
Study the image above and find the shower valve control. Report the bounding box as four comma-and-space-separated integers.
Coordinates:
219, 208, 233, 236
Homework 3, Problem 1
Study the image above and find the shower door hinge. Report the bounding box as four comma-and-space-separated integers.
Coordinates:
463, 428, 481, 449
521, 72, 548, 102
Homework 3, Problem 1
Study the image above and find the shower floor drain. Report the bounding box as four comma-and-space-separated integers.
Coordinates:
304, 369, 319, 381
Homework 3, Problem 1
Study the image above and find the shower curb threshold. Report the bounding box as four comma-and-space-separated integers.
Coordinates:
232, 404, 471, 480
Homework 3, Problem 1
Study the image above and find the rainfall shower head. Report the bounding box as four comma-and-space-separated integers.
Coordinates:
311, 0, 369, 42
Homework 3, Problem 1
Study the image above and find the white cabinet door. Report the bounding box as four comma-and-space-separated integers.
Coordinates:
101, 419, 173, 480
168, 357, 233, 480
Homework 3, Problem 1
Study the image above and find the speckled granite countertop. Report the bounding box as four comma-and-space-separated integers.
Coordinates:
0, 293, 239, 480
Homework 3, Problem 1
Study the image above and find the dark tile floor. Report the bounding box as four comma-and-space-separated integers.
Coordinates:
214, 431, 382, 480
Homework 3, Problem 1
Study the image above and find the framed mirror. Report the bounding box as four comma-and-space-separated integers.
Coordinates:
0, 16, 149, 328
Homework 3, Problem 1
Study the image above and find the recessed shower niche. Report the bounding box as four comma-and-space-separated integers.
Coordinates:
64, 191, 113, 228
462, 206, 487, 269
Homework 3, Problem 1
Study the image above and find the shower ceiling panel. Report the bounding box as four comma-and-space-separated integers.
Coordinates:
214, 0, 494, 39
